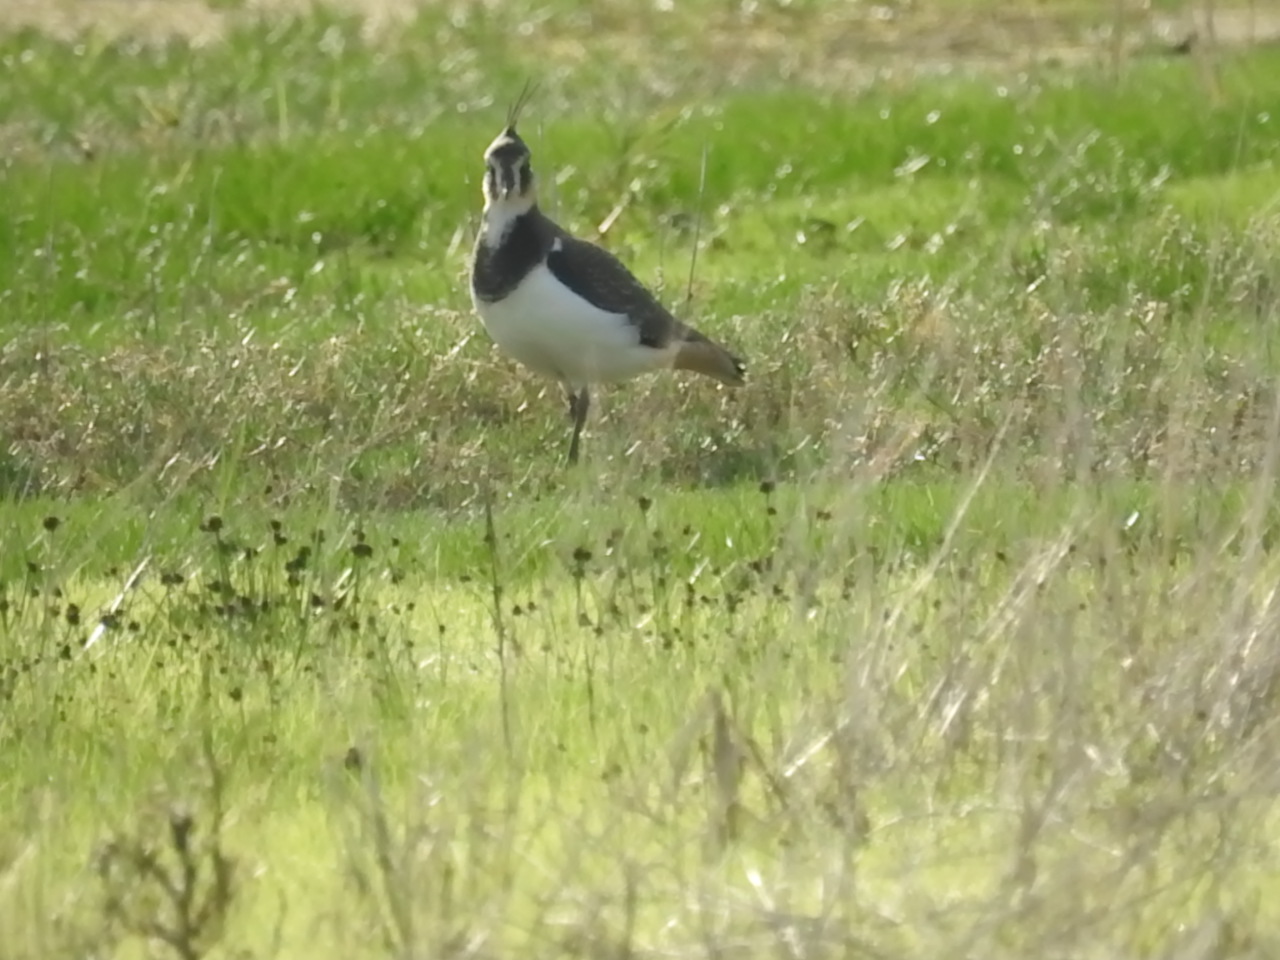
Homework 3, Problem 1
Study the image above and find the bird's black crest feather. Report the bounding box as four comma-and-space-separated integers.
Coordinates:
505, 78, 540, 135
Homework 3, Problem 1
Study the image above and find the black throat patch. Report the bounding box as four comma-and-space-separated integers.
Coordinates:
470, 207, 552, 303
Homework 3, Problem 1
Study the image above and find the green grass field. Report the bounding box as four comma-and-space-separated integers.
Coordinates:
3, 0, 1280, 956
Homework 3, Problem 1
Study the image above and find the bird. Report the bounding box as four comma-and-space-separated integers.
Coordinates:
468, 85, 746, 466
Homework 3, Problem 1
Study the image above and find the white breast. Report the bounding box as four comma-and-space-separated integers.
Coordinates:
473, 263, 675, 388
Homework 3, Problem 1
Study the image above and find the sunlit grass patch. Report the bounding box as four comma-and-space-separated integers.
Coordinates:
7, 468, 1280, 956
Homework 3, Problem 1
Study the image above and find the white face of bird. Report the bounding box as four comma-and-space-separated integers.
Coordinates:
482, 127, 536, 208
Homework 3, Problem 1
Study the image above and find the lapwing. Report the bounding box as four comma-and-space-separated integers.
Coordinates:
468, 88, 746, 465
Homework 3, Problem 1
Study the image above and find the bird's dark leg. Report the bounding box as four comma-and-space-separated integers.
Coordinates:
566, 386, 590, 465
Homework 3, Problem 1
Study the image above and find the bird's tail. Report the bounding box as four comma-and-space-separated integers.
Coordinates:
673, 330, 746, 386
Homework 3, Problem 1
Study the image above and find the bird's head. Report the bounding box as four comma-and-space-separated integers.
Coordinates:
482, 81, 539, 210
483, 127, 534, 205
